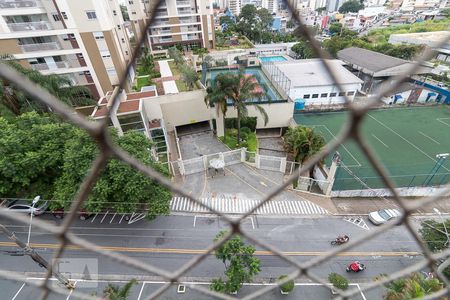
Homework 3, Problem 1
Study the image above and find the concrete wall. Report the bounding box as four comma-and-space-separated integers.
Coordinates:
331, 186, 450, 197
289, 83, 361, 105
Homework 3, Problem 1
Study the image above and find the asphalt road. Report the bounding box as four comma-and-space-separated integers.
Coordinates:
0, 214, 426, 281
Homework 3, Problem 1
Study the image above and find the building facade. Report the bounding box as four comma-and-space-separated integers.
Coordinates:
134, 0, 216, 52
0, 0, 133, 99
262, 0, 278, 13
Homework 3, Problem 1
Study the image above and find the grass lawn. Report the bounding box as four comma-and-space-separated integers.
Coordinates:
175, 79, 188, 92
219, 129, 257, 152
135, 76, 150, 91
168, 61, 180, 76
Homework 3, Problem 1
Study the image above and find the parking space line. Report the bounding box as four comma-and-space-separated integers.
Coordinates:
193, 216, 197, 227
66, 280, 77, 300
110, 213, 117, 224
91, 213, 98, 223
11, 283, 25, 300
137, 282, 146, 300
119, 214, 125, 224
100, 211, 109, 223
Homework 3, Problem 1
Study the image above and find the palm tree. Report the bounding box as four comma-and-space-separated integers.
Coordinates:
0, 60, 94, 115
283, 126, 325, 178
180, 65, 199, 91
212, 68, 268, 145
102, 279, 137, 300
384, 273, 443, 300
205, 77, 229, 141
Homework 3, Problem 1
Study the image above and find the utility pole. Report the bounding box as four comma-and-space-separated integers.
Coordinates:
0, 224, 74, 289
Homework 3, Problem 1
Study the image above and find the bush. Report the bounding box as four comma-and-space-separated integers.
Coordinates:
278, 275, 295, 293
240, 132, 248, 141
328, 273, 348, 291
241, 127, 251, 135
224, 117, 257, 132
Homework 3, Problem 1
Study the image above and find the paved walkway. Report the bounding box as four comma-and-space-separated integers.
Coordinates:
170, 196, 329, 215
157, 60, 179, 94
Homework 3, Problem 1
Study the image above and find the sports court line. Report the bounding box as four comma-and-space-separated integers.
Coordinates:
437, 118, 450, 127
371, 134, 389, 148
418, 131, 440, 145
313, 125, 362, 167
367, 114, 449, 171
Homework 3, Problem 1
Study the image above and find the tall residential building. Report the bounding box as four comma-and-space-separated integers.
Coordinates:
400, 0, 441, 10
129, 0, 215, 52
262, 0, 278, 13
0, 0, 133, 99
126, 0, 150, 44
228, 0, 242, 15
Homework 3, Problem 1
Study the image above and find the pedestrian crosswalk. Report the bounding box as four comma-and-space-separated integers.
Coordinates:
170, 197, 329, 215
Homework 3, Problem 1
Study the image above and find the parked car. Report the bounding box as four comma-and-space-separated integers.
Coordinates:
368, 208, 401, 225
7, 200, 49, 216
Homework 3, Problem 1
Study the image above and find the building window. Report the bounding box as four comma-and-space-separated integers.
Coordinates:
61, 12, 68, 19
93, 31, 104, 39
320, 93, 328, 98
117, 25, 121, 30
100, 50, 111, 58
134, 20, 138, 23
86, 11, 97, 20
347, 91, 355, 96
330, 92, 337, 97
106, 67, 117, 76
52, 13, 61, 22
312, 94, 319, 98
303, 94, 310, 99
132, 12, 137, 14
125, 50, 129, 55
129, 0, 133, 3
121, 38, 125, 43
338, 92, 345, 96
113, 10, 117, 16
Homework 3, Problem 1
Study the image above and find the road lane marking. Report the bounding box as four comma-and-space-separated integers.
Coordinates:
137, 282, 146, 300
0, 242, 420, 256
11, 283, 25, 300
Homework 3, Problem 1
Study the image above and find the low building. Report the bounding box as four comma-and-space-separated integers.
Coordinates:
260, 59, 363, 107
337, 47, 431, 94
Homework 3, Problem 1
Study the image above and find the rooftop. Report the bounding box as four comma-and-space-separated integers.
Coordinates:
389, 31, 450, 49
338, 47, 408, 73
271, 59, 363, 88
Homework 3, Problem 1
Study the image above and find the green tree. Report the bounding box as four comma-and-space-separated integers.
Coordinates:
168, 47, 184, 66
205, 77, 229, 140
139, 47, 155, 75
328, 273, 349, 291
120, 5, 129, 21
338, 0, 364, 13
212, 68, 268, 145
179, 65, 199, 91
210, 230, 261, 294
0, 61, 94, 116
286, 19, 295, 29
236, 5, 273, 43
283, 126, 325, 178
383, 273, 443, 300
316, 6, 327, 12
328, 22, 343, 36
192, 47, 209, 61
419, 219, 450, 252
53, 130, 171, 219
291, 41, 316, 59
102, 279, 136, 300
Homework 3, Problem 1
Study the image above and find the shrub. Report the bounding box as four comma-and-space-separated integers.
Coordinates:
240, 127, 251, 135
278, 275, 295, 293
240, 132, 248, 141
328, 273, 349, 291
224, 117, 257, 132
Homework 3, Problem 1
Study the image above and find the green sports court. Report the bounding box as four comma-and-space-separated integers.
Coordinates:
294, 106, 450, 191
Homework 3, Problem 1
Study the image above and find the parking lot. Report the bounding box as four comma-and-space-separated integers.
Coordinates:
2, 278, 373, 300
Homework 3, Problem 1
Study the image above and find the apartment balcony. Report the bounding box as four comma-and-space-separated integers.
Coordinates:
177, 10, 193, 15
7, 21, 52, 32
0, 0, 42, 8
30, 60, 83, 71
176, 1, 191, 6
20, 41, 61, 52
179, 16, 200, 23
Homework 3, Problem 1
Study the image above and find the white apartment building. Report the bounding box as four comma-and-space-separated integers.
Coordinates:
262, 0, 278, 13
127, 0, 215, 52
228, 0, 241, 16
0, 0, 133, 99
401, 0, 441, 10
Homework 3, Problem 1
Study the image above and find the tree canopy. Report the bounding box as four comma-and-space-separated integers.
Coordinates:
283, 126, 325, 164
291, 40, 316, 59
0, 112, 171, 219
236, 5, 274, 43
338, 0, 364, 13
383, 273, 443, 300
210, 231, 261, 294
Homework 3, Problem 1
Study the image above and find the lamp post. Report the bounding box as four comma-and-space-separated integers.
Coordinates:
433, 208, 450, 246
26, 195, 40, 246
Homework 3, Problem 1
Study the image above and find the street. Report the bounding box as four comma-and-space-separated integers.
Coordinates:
0, 213, 431, 299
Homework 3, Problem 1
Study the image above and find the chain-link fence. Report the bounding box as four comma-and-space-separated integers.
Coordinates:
0, 0, 449, 299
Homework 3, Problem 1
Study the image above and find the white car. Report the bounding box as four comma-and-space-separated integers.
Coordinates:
7, 200, 48, 216
368, 208, 401, 225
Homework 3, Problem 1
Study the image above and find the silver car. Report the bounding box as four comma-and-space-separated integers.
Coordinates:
7, 200, 49, 216
368, 208, 401, 225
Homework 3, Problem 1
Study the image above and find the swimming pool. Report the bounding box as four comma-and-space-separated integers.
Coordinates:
259, 56, 287, 63
207, 67, 282, 102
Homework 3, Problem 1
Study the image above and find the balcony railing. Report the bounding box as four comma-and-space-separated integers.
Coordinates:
7, 21, 52, 32
179, 17, 199, 23
30, 60, 83, 71
20, 42, 61, 52
176, 1, 191, 6
0, 0, 42, 8
177, 9, 192, 15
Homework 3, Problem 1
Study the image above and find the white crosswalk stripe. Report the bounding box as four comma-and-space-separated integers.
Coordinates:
170, 197, 329, 215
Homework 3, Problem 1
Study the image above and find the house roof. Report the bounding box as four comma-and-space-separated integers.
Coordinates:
271, 59, 363, 88
337, 47, 430, 77
117, 99, 140, 114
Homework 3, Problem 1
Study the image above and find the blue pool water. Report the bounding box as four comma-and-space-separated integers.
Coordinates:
259, 56, 287, 63
207, 67, 281, 102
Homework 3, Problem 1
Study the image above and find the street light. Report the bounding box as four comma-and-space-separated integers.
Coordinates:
26, 195, 40, 246
433, 208, 450, 246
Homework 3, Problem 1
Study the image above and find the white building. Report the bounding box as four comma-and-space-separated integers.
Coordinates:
0, 0, 133, 98
262, 59, 363, 106
262, 0, 278, 13
228, 0, 242, 15
401, 0, 441, 10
